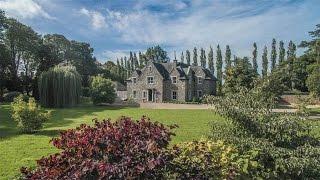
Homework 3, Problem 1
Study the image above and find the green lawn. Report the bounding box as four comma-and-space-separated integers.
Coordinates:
0, 103, 222, 179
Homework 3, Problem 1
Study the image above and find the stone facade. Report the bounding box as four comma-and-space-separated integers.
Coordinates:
127, 60, 217, 102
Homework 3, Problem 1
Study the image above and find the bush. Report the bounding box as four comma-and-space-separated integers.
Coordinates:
90, 76, 116, 105
3, 91, 21, 102
81, 87, 91, 97
21, 116, 177, 179
38, 65, 82, 108
11, 95, 50, 133
166, 139, 238, 179
306, 67, 320, 97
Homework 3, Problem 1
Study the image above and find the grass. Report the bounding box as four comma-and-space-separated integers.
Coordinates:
0, 103, 223, 179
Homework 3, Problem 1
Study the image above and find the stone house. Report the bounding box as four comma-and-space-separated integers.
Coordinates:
126, 60, 217, 102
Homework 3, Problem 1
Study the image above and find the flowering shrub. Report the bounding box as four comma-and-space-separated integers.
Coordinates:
11, 95, 50, 133
21, 116, 176, 179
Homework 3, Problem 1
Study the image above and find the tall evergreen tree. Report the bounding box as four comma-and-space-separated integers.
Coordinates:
279, 41, 285, 64
271, 38, 277, 71
200, 48, 206, 68
138, 51, 144, 68
225, 45, 232, 69
186, 50, 191, 65
133, 52, 139, 69
129, 51, 134, 71
193, 47, 198, 66
262, 46, 268, 77
116, 58, 121, 75
216, 45, 223, 95
208, 46, 214, 73
252, 42, 258, 74
180, 52, 184, 63
287, 40, 297, 89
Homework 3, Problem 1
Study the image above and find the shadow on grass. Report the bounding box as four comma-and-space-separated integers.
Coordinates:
0, 104, 129, 140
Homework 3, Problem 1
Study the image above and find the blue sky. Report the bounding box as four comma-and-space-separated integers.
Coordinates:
0, 0, 319, 63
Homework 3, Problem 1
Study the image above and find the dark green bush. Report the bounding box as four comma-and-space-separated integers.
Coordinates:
90, 76, 116, 105
81, 87, 90, 97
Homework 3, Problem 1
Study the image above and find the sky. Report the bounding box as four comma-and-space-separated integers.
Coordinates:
0, 0, 319, 63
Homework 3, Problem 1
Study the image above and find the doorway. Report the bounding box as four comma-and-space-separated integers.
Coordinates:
148, 89, 154, 102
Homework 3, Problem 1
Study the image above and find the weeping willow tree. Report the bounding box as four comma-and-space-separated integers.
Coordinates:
38, 65, 82, 108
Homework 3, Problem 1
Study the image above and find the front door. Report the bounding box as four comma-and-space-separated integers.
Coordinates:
148, 89, 153, 102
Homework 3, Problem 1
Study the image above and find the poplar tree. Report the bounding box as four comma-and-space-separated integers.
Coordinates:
116, 58, 121, 74
133, 52, 139, 69
271, 38, 277, 71
279, 40, 285, 64
193, 47, 198, 66
138, 51, 144, 68
208, 46, 214, 73
186, 50, 191, 65
252, 42, 258, 74
262, 46, 268, 78
225, 45, 232, 69
129, 51, 134, 71
287, 40, 296, 89
216, 45, 223, 95
200, 48, 206, 68
180, 52, 184, 63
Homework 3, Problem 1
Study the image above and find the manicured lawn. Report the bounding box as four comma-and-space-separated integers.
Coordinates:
0, 103, 223, 179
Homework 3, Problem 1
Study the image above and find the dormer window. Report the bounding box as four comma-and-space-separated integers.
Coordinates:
171, 76, 177, 84
147, 76, 154, 84
132, 77, 137, 84
197, 76, 202, 84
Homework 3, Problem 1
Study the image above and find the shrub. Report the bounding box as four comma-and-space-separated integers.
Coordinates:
21, 116, 177, 179
306, 67, 320, 97
90, 76, 116, 105
166, 139, 238, 179
3, 91, 21, 102
82, 87, 90, 97
11, 95, 50, 133
38, 65, 82, 108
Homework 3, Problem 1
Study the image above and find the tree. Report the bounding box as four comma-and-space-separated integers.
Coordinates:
279, 41, 285, 64
193, 47, 198, 66
252, 43, 258, 74
145, 45, 169, 63
138, 51, 144, 68
216, 45, 223, 95
287, 40, 296, 89
306, 64, 320, 97
261, 46, 268, 77
208, 46, 214, 73
90, 76, 116, 105
180, 52, 184, 63
223, 57, 256, 94
225, 45, 232, 69
38, 65, 82, 108
129, 51, 134, 71
133, 52, 139, 69
186, 50, 191, 65
200, 48, 206, 68
271, 38, 277, 71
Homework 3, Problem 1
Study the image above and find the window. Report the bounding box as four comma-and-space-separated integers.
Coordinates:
133, 90, 137, 99
197, 76, 202, 84
149, 66, 152, 71
132, 77, 137, 84
197, 90, 203, 98
143, 91, 147, 99
172, 91, 177, 100
147, 76, 154, 84
171, 76, 177, 84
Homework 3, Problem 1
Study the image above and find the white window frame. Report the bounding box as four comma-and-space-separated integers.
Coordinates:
171, 76, 177, 84
197, 76, 202, 84
132, 90, 137, 99
132, 77, 137, 84
197, 90, 203, 98
147, 76, 154, 84
172, 91, 177, 100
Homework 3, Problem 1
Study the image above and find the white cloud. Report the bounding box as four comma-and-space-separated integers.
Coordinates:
97, 50, 131, 62
79, 8, 107, 30
0, 0, 54, 19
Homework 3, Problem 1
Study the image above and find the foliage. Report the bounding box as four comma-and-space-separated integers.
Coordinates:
223, 57, 256, 94
166, 139, 238, 179
186, 50, 191, 65
306, 64, 320, 97
144, 45, 169, 63
11, 95, 49, 133
216, 44, 223, 95
38, 65, 82, 108
262, 46, 268, 77
21, 116, 176, 179
192, 47, 198, 66
279, 40, 286, 64
3, 91, 21, 102
252, 42, 258, 74
200, 48, 206, 68
90, 76, 116, 105
208, 46, 214, 72
271, 38, 277, 71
